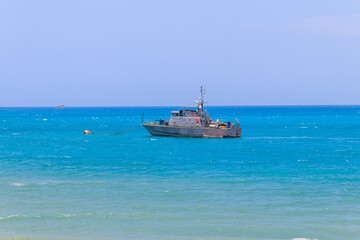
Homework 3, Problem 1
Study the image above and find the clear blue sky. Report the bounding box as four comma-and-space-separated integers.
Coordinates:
1, 0, 359, 106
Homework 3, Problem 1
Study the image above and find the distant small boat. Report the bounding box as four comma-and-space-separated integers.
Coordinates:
56, 105, 65, 109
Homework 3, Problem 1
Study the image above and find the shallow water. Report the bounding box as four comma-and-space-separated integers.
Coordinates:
1, 106, 360, 240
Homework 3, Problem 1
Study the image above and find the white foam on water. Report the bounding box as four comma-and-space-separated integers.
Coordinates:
0, 213, 97, 222
292, 238, 318, 240
11, 183, 25, 187
61, 214, 77, 218
0, 236, 40, 240
297, 159, 308, 162
58, 213, 94, 218
150, 138, 157, 141
246, 136, 319, 140
0, 214, 20, 220
42, 118, 47, 121
38, 181, 105, 186
12, 133, 20, 135
329, 137, 360, 140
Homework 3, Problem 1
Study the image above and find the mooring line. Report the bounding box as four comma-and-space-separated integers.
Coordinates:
84, 124, 142, 135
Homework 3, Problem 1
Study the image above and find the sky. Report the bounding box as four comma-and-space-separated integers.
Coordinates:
0, 0, 360, 106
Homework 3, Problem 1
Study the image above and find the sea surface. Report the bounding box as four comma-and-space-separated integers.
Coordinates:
1, 106, 360, 240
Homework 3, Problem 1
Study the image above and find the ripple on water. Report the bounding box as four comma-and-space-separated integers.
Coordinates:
9, 181, 106, 187
0, 213, 110, 221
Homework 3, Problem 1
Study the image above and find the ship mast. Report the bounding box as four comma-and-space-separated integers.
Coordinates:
198, 86, 205, 115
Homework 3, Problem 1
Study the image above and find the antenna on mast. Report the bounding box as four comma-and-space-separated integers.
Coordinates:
200, 85, 206, 104
197, 85, 206, 114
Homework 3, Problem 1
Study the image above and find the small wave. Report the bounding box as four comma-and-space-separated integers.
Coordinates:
150, 138, 157, 141
36, 155, 72, 159
9, 181, 106, 187
297, 159, 308, 162
131, 162, 151, 165
11, 183, 25, 187
292, 238, 318, 240
12, 133, 20, 135
219, 179, 248, 183
42, 119, 47, 121
329, 137, 360, 140
58, 213, 94, 218
38, 181, 105, 186
246, 136, 319, 140
0, 236, 40, 240
0, 214, 21, 220
0, 213, 105, 221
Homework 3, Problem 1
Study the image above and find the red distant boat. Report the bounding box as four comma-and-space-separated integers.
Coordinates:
56, 105, 65, 109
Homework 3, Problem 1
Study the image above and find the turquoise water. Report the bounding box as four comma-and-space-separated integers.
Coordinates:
1, 106, 360, 240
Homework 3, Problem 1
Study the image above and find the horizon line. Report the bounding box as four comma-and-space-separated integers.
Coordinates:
1, 104, 360, 108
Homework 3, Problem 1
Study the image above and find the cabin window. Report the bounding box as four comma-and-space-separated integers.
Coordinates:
172, 112, 184, 116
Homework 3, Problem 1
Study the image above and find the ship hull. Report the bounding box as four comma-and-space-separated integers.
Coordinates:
142, 124, 241, 138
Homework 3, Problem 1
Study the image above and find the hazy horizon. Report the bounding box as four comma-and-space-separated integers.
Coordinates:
0, 104, 360, 108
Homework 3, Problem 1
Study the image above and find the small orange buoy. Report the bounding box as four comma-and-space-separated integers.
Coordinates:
83, 130, 91, 134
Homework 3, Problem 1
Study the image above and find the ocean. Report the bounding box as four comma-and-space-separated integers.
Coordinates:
1, 106, 360, 240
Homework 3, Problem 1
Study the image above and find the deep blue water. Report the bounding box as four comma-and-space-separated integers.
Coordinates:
1, 106, 360, 240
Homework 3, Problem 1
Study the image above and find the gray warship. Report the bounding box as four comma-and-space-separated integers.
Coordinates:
142, 86, 241, 138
